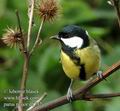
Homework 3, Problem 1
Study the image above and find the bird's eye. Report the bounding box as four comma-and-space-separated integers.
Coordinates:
59, 32, 69, 38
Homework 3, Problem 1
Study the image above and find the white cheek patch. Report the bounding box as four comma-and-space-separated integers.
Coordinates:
61, 36, 83, 48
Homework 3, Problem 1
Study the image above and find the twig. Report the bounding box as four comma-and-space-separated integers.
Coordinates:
84, 93, 120, 99
27, 92, 47, 111
15, 10, 30, 111
111, 0, 120, 28
18, 53, 30, 111
16, 10, 23, 36
16, 11, 22, 35
27, 0, 35, 50
32, 60, 120, 111
15, 10, 26, 52
30, 19, 44, 55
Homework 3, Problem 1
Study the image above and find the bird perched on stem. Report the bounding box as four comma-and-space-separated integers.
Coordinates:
51, 25, 102, 101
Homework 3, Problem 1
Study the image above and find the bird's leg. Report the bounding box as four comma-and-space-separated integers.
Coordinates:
97, 70, 108, 81
67, 79, 74, 102
97, 71, 103, 79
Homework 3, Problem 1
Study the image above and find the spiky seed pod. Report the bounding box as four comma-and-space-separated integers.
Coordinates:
2, 27, 22, 48
36, 0, 60, 21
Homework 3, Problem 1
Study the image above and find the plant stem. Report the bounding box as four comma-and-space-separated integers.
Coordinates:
18, 53, 30, 111
15, 9, 29, 111
85, 93, 120, 99
112, 0, 120, 28
16, 10, 23, 36
30, 19, 44, 55
27, 0, 35, 50
15, 10, 26, 52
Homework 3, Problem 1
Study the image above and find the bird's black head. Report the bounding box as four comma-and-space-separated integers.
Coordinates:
57, 25, 90, 49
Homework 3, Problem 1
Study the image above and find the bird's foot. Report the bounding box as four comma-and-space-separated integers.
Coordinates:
67, 87, 73, 102
97, 71, 107, 81
97, 71, 103, 79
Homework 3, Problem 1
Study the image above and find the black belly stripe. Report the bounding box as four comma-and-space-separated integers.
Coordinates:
79, 64, 86, 80
62, 45, 87, 80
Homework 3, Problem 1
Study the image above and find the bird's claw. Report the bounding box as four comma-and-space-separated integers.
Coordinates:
97, 71, 103, 79
67, 87, 73, 102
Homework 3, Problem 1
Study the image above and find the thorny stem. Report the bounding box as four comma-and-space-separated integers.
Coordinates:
30, 19, 44, 55
27, 0, 35, 50
33, 61, 120, 111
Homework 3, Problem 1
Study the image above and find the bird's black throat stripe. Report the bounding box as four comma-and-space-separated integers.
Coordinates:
79, 64, 86, 80
62, 45, 80, 65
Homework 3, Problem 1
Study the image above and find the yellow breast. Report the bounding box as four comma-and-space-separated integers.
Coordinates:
75, 45, 101, 79
60, 44, 101, 80
60, 50, 80, 79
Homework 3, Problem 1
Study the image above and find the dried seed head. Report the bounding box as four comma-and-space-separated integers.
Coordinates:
2, 27, 22, 48
36, 0, 60, 21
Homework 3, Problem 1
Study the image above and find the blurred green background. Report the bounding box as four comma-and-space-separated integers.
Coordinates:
0, 0, 120, 111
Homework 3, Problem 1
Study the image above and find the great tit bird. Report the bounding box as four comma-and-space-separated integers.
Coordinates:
51, 25, 101, 101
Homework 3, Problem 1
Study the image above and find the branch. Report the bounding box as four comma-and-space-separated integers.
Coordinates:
111, 0, 120, 28
18, 53, 30, 111
84, 93, 120, 99
32, 60, 120, 111
15, 9, 30, 111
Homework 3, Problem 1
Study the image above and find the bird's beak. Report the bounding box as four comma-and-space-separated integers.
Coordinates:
50, 35, 60, 40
